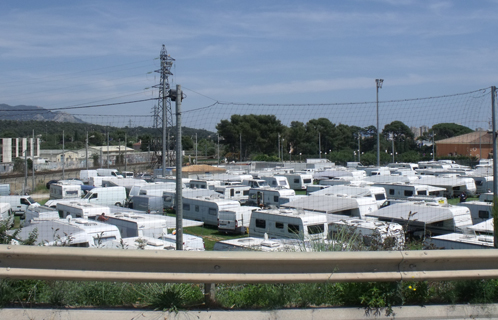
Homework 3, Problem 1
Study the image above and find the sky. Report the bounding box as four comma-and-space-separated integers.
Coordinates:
0, 1, 497, 131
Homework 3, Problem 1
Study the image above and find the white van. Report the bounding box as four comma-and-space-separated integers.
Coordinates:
81, 186, 127, 207
49, 183, 82, 200
0, 196, 39, 217
218, 206, 257, 234
249, 208, 329, 241
80, 170, 98, 183
97, 168, 123, 178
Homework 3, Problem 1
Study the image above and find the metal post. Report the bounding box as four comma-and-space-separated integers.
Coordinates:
175, 85, 183, 251
162, 75, 167, 178
86, 131, 89, 171
319, 132, 321, 158
357, 133, 361, 163
124, 133, 127, 172
62, 130, 65, 180
239, 133, 242, 162
491, 86, 497, 248
217, 134, 220, 165
376, 79, 383, 167
479, 129, 482, 161
32, 130, 35, 192
195, 133, 198, 164
392, 134, 394, 163
277, 133, 280, 161
107, 129, 109, 169
23, 144, 27, 194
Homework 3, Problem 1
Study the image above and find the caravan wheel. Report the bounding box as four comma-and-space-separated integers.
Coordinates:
115, 202, 122, 207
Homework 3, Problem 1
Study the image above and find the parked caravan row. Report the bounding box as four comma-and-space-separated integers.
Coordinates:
371, 182, 445, 200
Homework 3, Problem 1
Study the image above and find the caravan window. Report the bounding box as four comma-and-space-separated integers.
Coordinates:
288, 224, 300, 234
375, 194, 386, 201
308, 224, 325, 235
275, 222, 284, 229
418, 190, 427, 196
255, 219, 266, 229
389, 189, 395, 195
303, 179, 312, 184
183, 203, 190, 211
271, 181, 277, 186
243, 190, 249, 196
404, 190, 413, 197
208, 208, 217, 215
479, 210, 490, 219
294, 179, 299, 183
66, 190, 79, 196
273, 196, 279, 202
279, 180, 287, 186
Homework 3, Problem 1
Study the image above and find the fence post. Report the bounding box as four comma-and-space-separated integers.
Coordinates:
204, 283, 216, 307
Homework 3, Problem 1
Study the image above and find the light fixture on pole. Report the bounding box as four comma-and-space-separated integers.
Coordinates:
376, 79, 384, 167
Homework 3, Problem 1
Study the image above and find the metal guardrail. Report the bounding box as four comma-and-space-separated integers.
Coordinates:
1, 245, 498, 283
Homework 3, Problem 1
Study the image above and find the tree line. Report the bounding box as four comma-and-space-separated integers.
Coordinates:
216, 115, 474, 165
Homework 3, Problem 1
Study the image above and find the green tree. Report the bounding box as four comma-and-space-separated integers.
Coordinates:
382, 121, 416, 154
431, 123, 473, 140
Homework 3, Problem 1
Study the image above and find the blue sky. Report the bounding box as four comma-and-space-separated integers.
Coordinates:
0, 1, 497, 130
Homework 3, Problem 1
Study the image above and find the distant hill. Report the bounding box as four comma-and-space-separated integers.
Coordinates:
0, 104, 84, 123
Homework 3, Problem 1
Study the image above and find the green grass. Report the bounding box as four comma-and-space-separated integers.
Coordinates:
183, 226, 247, 250
447, 196, 478, 205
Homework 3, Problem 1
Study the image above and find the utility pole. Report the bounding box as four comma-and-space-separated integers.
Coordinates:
125, 133, 127, 172
175, 85, 183, 251
491, 86, 497, 248
23, 140, 27, 194
107, 128, 110, 169
195, 133, 198, 165
32, 130, 35, 192
376, 79, 384, 167
86, 131, 89, 171
239, 133, 242, 162
318, 132, 321, 158
62, 130, 65, 180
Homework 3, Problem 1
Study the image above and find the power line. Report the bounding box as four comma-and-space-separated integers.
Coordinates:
0, 98, 159, 112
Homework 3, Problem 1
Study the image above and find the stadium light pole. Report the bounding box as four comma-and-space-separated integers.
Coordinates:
376, 79, 384, 167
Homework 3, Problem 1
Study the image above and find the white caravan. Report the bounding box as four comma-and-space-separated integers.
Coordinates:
471, 176, 494, 194
429, 232, 494, 249
416, 175, 477, 197
14, 217, 121, 247
0, 196, 39, 217
181, 197, 241, 226
189, 179, 222, 190
309, 185, 387, 208
479, 192, 494, 203
241, 179, 269, 189
281, 173, 314, 190
281, 194, 378, 219
327, 216, 405, 249
249, 208, 329, 241
24, 205, 59, 226
162, 189, 219, 210
56, 202, 111, 220
371, 182, 446, 199
366, 202, 473, 236
260, 176, 290, 189
214, 185, 251, 203
0, 203, 12, 223
218, 206, 258, 234
49, 183, 82, 200
213, 236, 311, 252
457, 201, 493, 224
81, 186, 127, 207
246, 188, 296, 208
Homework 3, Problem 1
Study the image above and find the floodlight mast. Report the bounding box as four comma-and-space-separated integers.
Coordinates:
376, 79, 384, 167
